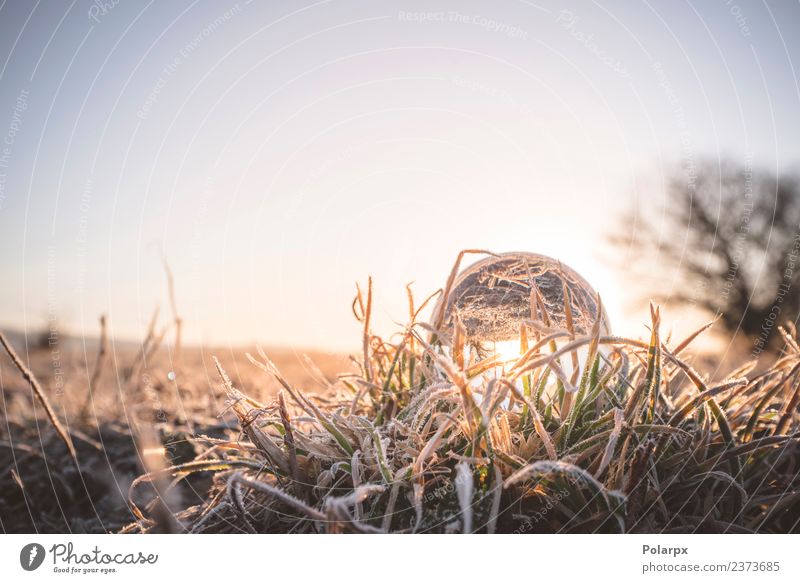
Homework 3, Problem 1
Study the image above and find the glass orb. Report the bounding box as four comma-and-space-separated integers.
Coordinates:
434, 252, 610, 362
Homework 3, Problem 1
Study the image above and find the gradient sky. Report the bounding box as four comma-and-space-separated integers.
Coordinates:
1, 0, 799, 351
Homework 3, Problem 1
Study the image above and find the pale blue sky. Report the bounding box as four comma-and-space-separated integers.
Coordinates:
1, 0, 799, 350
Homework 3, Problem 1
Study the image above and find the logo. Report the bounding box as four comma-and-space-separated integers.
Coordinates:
20, 543, 46, 571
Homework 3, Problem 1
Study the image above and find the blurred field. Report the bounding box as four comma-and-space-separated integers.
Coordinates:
0, 330, 349, 533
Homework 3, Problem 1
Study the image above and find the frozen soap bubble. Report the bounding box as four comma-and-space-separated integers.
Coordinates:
433, 252, 610, 364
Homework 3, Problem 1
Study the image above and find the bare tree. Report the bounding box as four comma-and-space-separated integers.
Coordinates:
617, 160, 800, 353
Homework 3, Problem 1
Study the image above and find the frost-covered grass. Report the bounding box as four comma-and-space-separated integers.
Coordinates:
123, 257, 800, 534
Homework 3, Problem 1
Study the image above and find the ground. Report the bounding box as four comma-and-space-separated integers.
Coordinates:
0, 334, 349, 533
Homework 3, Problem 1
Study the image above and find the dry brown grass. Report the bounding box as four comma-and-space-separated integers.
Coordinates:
0, 332, 348, 533
126, 280, 800, 533
2, 252, 799, 534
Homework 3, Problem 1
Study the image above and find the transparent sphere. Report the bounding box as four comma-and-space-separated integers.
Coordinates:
434, 252, 610, 359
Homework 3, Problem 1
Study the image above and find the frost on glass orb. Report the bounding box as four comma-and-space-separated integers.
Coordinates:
434, 252, 610, 363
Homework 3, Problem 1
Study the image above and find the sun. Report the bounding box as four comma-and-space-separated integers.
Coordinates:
492, 339, 524, 364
